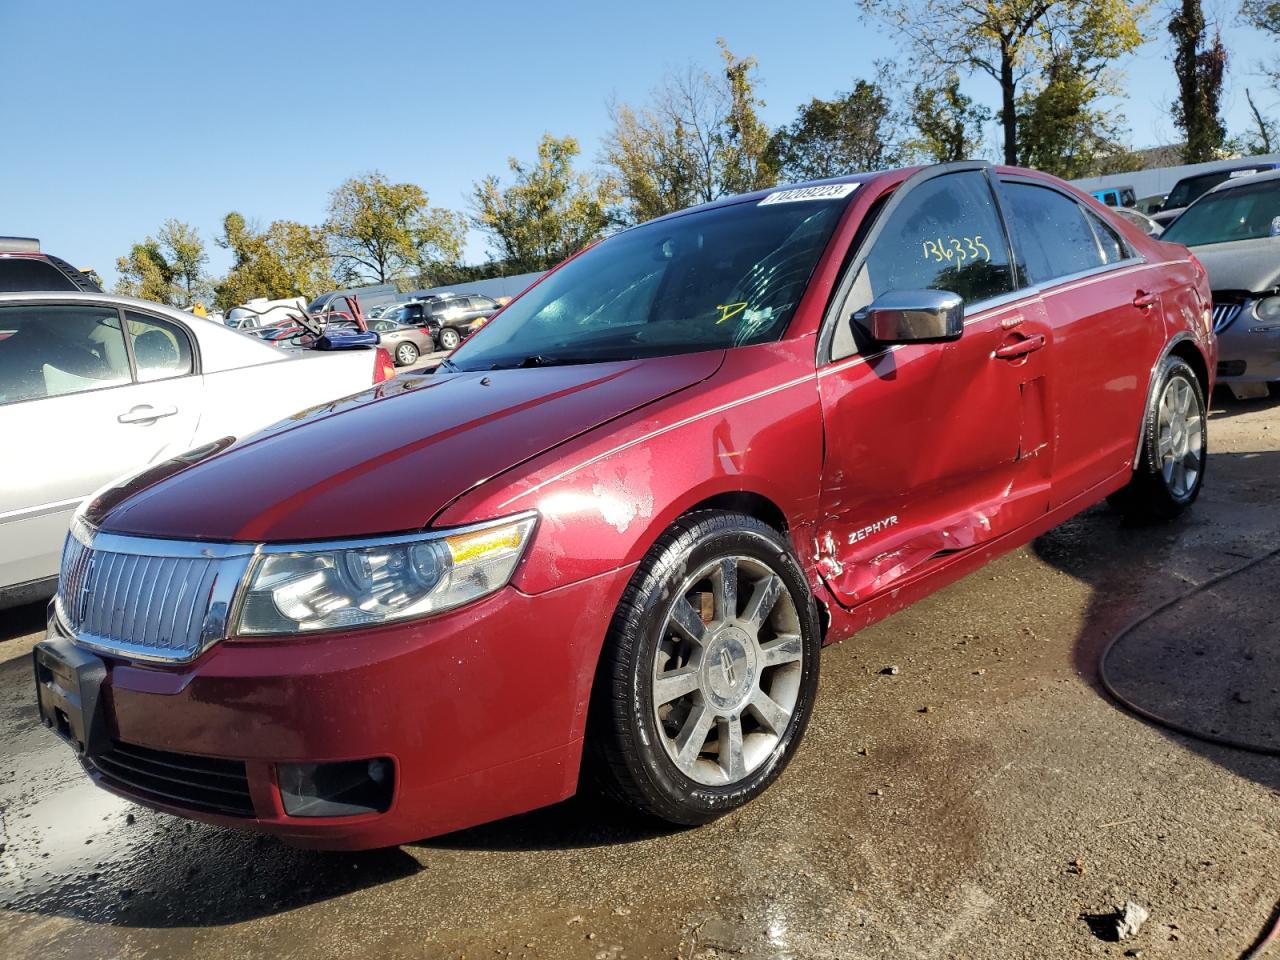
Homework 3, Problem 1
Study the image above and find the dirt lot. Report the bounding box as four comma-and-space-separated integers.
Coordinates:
1, 393, 1277, 960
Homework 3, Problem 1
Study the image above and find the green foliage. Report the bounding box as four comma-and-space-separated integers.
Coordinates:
858, 0, 1148, 165
326, 172, 466, 285
1016, 52, 1134, 178
1232, 88, 1279, 156
113, 219, 210, 307
904, 72, 990, 163
603, 39, 776, 224
213, 213, 331, 311
472, 133, 618, 273
771, 68, 903, 180
1170, 0, 1227, 164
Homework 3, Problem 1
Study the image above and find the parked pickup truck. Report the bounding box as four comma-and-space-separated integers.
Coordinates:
0, 291, 396, 609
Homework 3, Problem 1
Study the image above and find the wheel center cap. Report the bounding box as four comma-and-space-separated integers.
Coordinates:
702, 626, 756, 709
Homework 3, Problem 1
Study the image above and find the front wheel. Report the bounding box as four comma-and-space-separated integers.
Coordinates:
437, 327, 461, 351
589, 511, 821, 825
1109, 355, 1207, 521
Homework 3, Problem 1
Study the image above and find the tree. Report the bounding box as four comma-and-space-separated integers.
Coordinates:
325, 172, 466, 285
904, 71, 990, 163
1236, 88, 1278, 155
770, 68, 903, 180
115, 240, 174, 304
157, 219, 209, 307
603, 39, 776, 223
1015, 50, 1136, 178
472, 133, 618, 273
858, 0, 1147, 166
1170, 0, 1227, 163
1241, 1, 1280, 87
214, 213, 332, 311
113, 219, 210, 307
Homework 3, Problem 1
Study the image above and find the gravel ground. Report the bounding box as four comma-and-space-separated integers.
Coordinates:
0, 391, 1277, 960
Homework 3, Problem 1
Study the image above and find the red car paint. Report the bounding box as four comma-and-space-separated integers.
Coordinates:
59, 165, 1214, 848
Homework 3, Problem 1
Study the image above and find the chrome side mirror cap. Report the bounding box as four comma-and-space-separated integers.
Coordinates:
855, 290, 964, 344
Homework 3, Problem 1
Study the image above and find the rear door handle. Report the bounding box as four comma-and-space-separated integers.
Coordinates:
1133, 291, 1157, 309
993, 335, 1046, 360
117, 404, 177, 424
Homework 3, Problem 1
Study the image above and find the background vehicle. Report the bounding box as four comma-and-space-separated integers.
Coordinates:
36, 162, 1214, 850
369, 315, 437, 365
426, 293, 501, 349
1135, 194, 1168, 215
1152, 162, 1280, 227
0, 291, 396, 609
1091, 186, 1136, 208
226, 296, 307, 329
1112, 207, 1164, 237
1161, 169, 1280, 398
1, 238, 103, 293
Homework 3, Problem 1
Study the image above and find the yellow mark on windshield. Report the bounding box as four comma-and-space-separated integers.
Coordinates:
715, 302, 749, 324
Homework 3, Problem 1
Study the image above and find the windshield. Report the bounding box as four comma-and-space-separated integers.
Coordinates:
447, 191, 853, 371
1162, 179, 1280, 247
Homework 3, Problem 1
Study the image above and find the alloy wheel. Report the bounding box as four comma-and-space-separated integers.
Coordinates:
652, 555, 804, 786
1157, 375, 1204, 498
395, 343, 418, 366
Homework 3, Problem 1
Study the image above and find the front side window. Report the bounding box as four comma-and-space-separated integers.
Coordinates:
1161, 179, 1280, 247
0, 304, 131, 405
844, 171, 1015, 315
125, 311, 193, 382
449, 190, 853, 370
999, 182, 1104, 285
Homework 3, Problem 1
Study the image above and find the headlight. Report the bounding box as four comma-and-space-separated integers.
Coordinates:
234, 512, 537, 635
1256, 296, 1280, 323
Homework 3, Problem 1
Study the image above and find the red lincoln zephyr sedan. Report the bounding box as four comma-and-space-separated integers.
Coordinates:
35, 162, 1215, 849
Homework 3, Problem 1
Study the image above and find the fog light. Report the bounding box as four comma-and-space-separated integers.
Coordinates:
277, 758, 394, 817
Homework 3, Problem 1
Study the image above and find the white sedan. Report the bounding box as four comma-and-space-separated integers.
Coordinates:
0, 291, 396, 609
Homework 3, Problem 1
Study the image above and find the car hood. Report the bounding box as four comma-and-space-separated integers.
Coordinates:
96, 352, 724, 542
1190, 238, 1280, 294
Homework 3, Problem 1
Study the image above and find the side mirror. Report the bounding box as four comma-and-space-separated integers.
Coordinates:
855, 290, 964, 344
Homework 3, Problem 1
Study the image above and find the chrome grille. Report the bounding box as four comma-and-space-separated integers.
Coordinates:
1212, 301, 1245, 334
56, 520, 255, 663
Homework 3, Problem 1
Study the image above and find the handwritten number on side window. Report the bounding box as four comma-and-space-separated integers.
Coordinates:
921, 235, 991, 265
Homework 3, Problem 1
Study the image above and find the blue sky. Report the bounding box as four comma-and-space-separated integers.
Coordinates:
1, 0, 1274, 288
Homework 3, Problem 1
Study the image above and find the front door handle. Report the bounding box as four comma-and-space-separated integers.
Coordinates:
1133, 291, 1157, 309
117, 404, 177, 424
993, 334, 1046, 360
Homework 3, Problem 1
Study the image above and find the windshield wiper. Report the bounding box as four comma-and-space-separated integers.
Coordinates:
489, 354, 634, 370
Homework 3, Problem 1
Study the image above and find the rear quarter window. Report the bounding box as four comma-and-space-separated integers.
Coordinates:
998, 182, 1105, 285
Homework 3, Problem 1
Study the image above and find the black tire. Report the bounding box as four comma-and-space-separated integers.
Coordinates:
1109, 355, 1207, 522
438, 327, 461, 351
393, 341, 419, 367
587, 510, 821, 825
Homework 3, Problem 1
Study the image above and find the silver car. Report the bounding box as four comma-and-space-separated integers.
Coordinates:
1161, 170, 1280, 399
370, 315, 436, 366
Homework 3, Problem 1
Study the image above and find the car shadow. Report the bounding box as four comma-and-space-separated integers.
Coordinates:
1033, 447, 1280, 793
0, 598, 45, 644
1209, 385, 1280, 417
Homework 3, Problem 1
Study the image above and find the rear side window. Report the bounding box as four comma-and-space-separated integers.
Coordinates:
124, 311, 194, 382
0, 304, 131, 405
848, 170, 1015, 311
999, 182, 1104, 285
0, 257, 78, 292
1085, 210, 1129, 265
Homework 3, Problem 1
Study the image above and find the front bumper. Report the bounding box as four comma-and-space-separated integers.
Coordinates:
1216, 301, 1280, 382
36, 565, 633, 849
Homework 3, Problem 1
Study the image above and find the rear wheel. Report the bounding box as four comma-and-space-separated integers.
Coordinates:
393, 342, 419, 366
1109, 355, 1206, 521
438, 327, 461, 351
589, 511, 821, 825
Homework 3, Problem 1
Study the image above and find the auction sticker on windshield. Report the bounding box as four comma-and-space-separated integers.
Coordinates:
759, 183, 859, 205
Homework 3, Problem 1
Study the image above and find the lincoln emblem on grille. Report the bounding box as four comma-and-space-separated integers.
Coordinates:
76, 552, 95, 624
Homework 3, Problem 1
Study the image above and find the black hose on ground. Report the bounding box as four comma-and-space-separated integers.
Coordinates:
1096, 543, 1280, 958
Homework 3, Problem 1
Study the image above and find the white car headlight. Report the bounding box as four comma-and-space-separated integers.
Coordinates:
1255, 296, 1280, 323
234, 512, 537, 635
